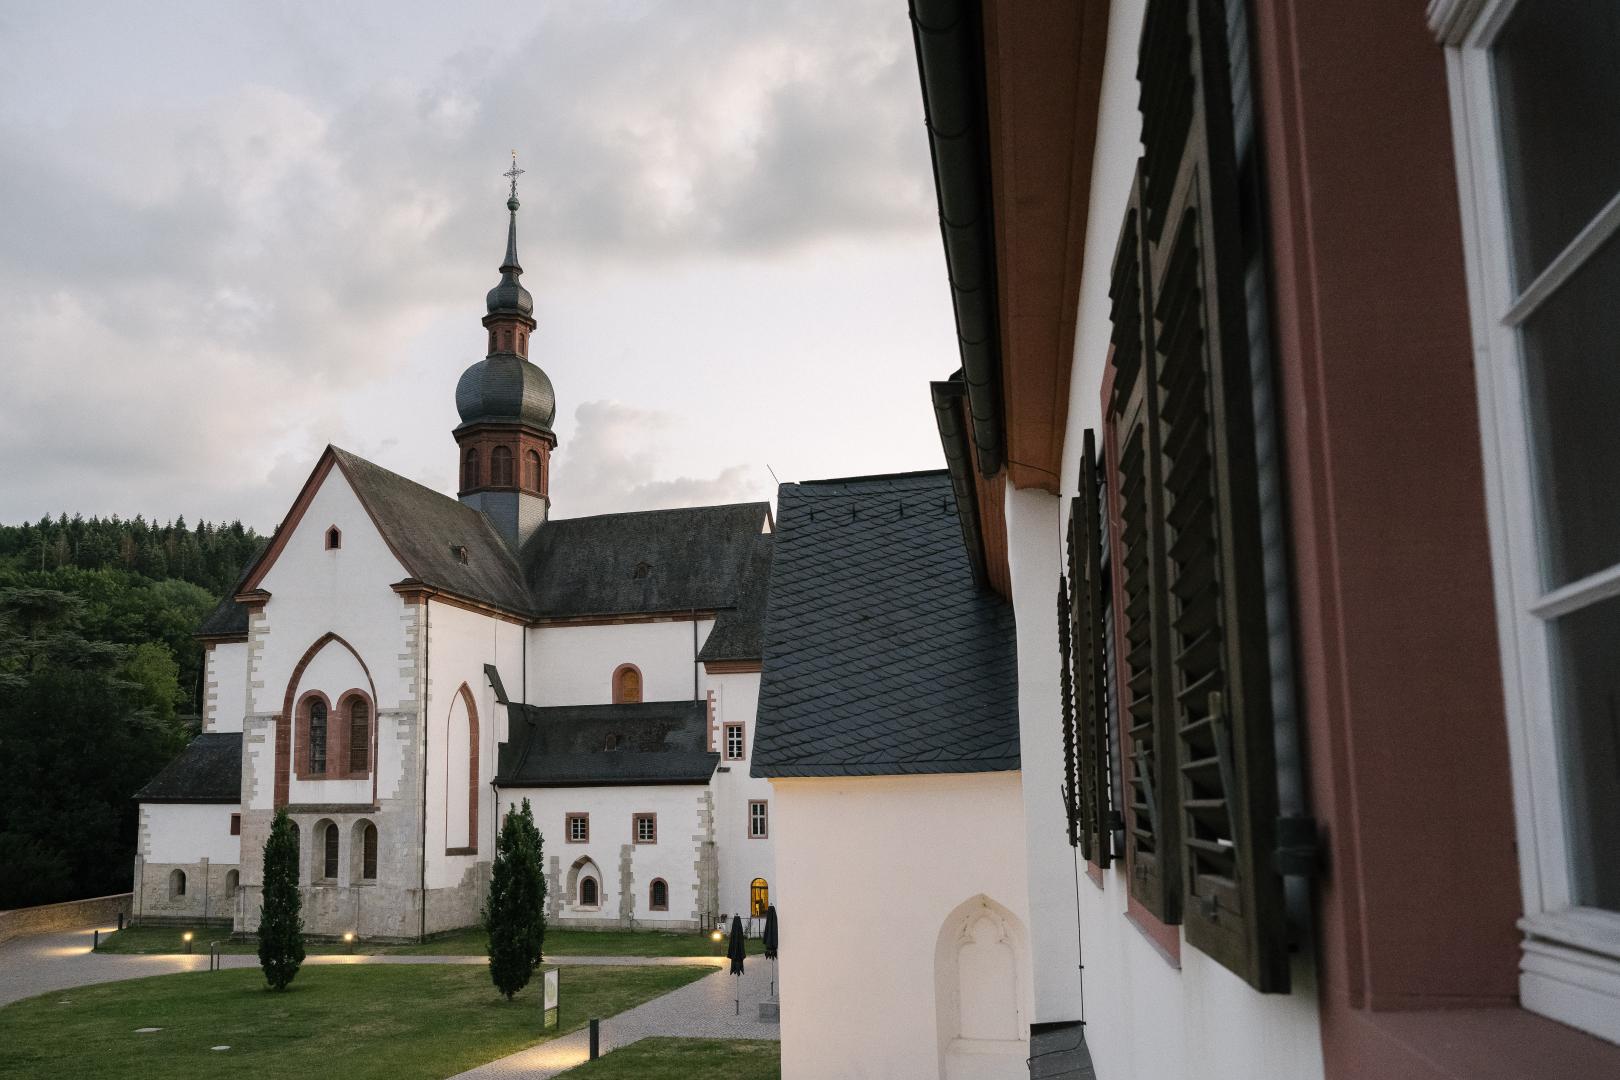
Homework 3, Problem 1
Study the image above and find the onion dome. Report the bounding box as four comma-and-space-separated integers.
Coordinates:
455, 353, 556, 432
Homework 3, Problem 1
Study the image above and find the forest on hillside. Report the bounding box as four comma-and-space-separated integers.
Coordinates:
0, 515, 263, 909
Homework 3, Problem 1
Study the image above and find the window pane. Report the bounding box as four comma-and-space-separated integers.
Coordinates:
1493, 0, 1620, 287
1519, 231, 1620, 588
1549, 593, 1620, 910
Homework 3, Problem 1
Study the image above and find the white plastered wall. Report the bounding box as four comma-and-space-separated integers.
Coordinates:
499, 784, 711, 925
1036, 1, 1325, 1076
527, 618, 713, 706
202, 641, 248, 733
704, 668, 776, 917
772, 772, 1030, 1080
142, 804, 240, 864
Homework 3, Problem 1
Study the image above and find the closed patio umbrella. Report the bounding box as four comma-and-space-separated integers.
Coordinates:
762, 905, 778, 999
727, 914, 746, 1014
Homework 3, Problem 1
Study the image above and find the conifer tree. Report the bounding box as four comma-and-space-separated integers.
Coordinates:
257, 809, 305, 991
485, 799, 546, 1000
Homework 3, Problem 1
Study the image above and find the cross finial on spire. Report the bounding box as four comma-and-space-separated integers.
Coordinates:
504, 150, 525, 202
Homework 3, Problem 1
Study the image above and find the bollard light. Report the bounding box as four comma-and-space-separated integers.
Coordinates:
710, 929, 723, 942
182, 931, 193, 955
344, 931, 355, 954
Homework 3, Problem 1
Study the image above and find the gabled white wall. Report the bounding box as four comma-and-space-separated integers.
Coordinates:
142, 803, 240, 864
704, 668, 776, 917
203, 641, 248, 733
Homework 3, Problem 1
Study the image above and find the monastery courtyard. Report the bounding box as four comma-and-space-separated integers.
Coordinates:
0, 924, 780, 1078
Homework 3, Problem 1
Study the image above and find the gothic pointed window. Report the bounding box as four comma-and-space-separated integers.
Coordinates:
525, 450, 543, 492
309, 699, 328, 775
348, 697, 369, 774
491, 445, 514, 486
463, 448, 481, 490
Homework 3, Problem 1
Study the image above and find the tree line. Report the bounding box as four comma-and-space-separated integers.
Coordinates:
0, 515, 264, 910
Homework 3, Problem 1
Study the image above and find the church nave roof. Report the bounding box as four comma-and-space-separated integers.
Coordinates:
495, 700, 719, 787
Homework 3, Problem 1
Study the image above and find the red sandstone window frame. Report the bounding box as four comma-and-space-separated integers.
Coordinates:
633, 812, 657, 845
462, 448, 480, 490
335, 689, 374, 779
324, 525, 341, 550
612, 664, 643, 704
490, 445, 514, 486
649, 877, 669, 912
724, 723, 745, 761
525, 449, 543, 493
566, 812, 589, 844
748, 799, 768, 839
294, 691, 333, 780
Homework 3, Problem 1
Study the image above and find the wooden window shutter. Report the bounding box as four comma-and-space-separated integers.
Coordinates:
1057, 572, 1081, 849
1076, 430, 1113, 868
1106, 164, 1180, 924
1141, 0, 1288, 992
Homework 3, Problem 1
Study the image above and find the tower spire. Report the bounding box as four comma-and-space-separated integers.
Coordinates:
501, 150, 525, 273
485, 151, 534, 320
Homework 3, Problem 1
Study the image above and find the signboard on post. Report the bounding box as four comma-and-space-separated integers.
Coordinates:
542, 968, 560, 1029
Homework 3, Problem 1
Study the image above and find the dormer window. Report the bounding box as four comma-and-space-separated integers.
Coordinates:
325, 526, 342, 550
452, 544, 470, 566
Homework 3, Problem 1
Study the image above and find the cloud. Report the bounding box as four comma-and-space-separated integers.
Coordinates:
551, 400, 768, 518
0, 0, 936, 526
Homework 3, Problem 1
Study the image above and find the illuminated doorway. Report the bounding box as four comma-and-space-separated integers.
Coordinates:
750, 877, 769, 917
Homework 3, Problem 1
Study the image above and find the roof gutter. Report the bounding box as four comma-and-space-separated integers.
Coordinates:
931, 375, 990, 590
911, 0, 1004, 478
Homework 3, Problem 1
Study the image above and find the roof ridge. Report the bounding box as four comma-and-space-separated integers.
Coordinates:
791, 468, 949, 487
548, 500, 771, 524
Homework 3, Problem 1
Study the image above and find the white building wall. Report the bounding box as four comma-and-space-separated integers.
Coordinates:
772, 772, 1031, 1080
1035, 1, 1326, 1076
499, 784, 713, 927
705, 668, 776, 918
202, 642, 248, 733
142, 804, 240, 864
527, 618, 713, 705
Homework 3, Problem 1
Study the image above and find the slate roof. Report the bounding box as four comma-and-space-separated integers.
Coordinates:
751, 470, 1019, 777
521, 502, 771, 619
697, 533, 773, 663
135, 732, 243, 803
495, 700, 719, 787
331, 447, 533, 613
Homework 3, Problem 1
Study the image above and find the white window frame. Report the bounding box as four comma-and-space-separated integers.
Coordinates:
1434, 0, 1620, 1043
748, 799, 768, 839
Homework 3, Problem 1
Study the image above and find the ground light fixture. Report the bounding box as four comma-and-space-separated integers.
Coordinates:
182, 931, 193, 955
344, 931, 356, 954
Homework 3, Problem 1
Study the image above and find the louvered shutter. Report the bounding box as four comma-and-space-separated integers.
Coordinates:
1106, 165, 1180, 924
1076, 430, 1112, 867
1056, 572, 1081, 849
1140, 0, 1288, 992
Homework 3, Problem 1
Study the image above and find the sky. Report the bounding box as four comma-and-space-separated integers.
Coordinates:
0, 0, 959, 530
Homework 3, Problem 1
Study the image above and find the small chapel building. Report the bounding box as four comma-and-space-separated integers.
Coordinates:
131, 178, 776, 940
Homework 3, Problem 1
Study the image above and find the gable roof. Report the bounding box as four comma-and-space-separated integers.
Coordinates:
751, 470, 1019, 778
697, 533, 773, 663
135, 732, 242, 803
522, 502, 771, 619
495, 700, 719, 787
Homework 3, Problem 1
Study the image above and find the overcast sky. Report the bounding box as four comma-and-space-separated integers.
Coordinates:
0, 0, 957, 530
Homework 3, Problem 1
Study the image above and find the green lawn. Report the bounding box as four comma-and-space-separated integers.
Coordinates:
0, 963, 709, 1080
96, 924, 763, 958
561, 1038, 780, 1079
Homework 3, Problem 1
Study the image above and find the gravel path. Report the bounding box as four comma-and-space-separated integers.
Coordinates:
448, 954, 780, 1079
0, 924, 721, 1007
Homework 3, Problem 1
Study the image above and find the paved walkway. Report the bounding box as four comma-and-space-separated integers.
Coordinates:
2, 926, 780, 1078
450, 954, 780, 1079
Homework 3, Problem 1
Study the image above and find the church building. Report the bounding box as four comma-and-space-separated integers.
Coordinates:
131, 172, 777, 941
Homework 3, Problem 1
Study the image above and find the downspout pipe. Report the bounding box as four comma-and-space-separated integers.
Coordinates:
911, 0, 1005, 478
419, 598, 431, 942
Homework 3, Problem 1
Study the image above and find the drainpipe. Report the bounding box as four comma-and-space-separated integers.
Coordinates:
419, 598, 431, 942
691, 607, 699, 700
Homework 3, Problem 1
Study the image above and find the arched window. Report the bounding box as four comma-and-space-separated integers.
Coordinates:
169, 869, 186, 899
225, 869, 239, 899
650, 878, 668, 911
613, 664, 642, 704
502, 328, 513, 351
307, 698, 328, 775
491, 445, 514, 486
361, 821, 378, 880
519, 331, 527, 355
525, 449, 543, 492
463, 448, 480, 490
322, 821, 340, 880
750, 878, 769, 918
325, 526, 341, 550
580, 876, 599, 907
347, 697, 370, 773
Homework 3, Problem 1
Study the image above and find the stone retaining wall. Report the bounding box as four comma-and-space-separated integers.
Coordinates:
0, 893, 133, 945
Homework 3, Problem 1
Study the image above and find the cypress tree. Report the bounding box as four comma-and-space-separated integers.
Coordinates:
485, 799, 546, 1000
257, 809, 305, 991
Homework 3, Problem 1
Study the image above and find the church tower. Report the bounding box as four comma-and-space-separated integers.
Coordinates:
454, 155, 556, 549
